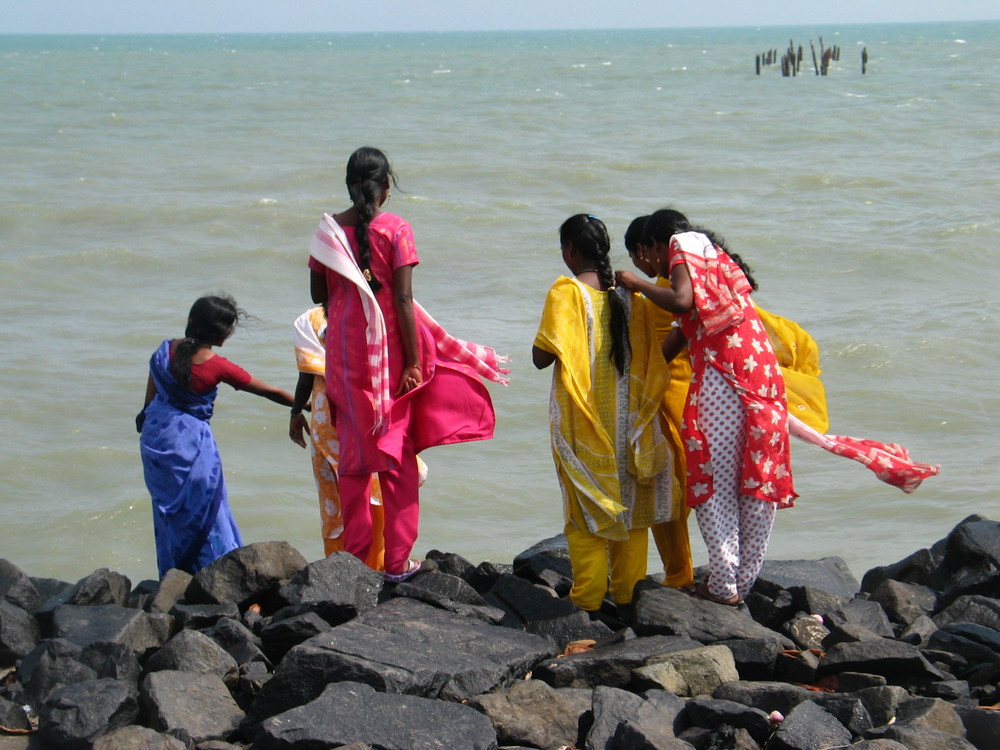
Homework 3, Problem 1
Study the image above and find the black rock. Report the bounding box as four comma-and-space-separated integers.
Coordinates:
424, 549, 477, 580
275, 551, 382, 625
394, 570, 506, 624
92, 724, 188, 749
712, 681, 812, 717
485, 572, 577, 628
0, 600, 41, 667
141, 669, 245, 746
259, 610, 331, 662
250, 680, 497, 750
203, 616, 271, 668
754, 557, 861, 599
869, 579, 939, 627
170, 601, 240, 630
533, 634, 700, 689
513, 534, 575, 596
250, 596, 552, 719
145, 568, 192, 614
468, 678, 591, 750
184, 541, 308, 610
0, 559, 41, 613
144, 628, 240, 687
683, 697, 772, 743
39, 677, 139, 749
19, 637, 97, 705
51, 604, 165, 656
765, 699, 852, 750
816, 637, 945, 684
719, 637, 782, 681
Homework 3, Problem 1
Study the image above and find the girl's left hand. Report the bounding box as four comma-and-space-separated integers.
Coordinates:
395, 365, 423, 396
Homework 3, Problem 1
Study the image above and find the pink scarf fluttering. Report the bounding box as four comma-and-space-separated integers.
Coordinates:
788, 415, 940, 494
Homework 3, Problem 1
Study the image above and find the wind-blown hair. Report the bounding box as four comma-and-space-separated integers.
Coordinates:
171, 294, 244, 390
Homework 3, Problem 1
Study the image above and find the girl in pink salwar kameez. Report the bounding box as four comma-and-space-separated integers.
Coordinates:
308, 147, 508, 582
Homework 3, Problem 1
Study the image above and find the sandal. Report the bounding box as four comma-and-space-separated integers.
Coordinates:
689, 581, 742, 607
383, 558, 423, 584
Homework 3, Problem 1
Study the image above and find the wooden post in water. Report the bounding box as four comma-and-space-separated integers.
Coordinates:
756, 54, 761, 75
810, 41, 819, 75
862, 47, 868, 74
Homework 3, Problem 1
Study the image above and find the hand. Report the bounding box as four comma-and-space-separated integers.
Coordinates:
135, 406, 147, 434
615, 270, 639, 291
289, 412, 309, 448
395, 364, 423, 397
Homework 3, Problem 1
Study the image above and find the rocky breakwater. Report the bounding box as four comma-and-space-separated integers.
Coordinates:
2, 514, 1000, 749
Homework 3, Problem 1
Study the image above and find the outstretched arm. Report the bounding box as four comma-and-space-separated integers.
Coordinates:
243, 377, 295, 407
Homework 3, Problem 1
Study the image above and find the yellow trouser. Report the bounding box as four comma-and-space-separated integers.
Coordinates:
565, 500, 648, 611
651, 509, 694, 588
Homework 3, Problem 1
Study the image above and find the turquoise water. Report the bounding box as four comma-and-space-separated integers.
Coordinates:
1, 22, 997, 584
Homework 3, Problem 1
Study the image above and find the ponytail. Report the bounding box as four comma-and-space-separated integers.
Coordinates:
345, 146, 398, 293
559, 214, 631, 376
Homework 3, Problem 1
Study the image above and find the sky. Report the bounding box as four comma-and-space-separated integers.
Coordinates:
2, 0, 1000, 34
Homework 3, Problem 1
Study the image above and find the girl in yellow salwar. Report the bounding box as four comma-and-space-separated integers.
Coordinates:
532, 215, 678, 613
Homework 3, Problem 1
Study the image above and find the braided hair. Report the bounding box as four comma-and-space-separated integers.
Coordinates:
560, 214, 631, 375
642, 208, 758, 291
345, 146, 398, 293
171, 294, 243, 390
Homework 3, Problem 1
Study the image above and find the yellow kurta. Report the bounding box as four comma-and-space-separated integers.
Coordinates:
534, 277, 677, 541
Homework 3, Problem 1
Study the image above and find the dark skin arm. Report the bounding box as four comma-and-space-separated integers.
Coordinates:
393, 264, 423, 395
242, 376, 295, 407
661, 327, 688, 363
531, 345, 556, 370
288, 372, 314, 449
615, 263, 694, 315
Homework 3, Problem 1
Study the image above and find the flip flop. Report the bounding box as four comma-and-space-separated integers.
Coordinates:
690, 581, 742, 607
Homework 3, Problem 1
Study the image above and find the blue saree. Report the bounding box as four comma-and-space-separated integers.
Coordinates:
140, 340, 242, 577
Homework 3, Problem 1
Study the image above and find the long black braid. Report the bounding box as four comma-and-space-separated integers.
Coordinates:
345, 146, 398, 294
560, 214, 631, 375
171, 294, 242, 391
642, 208, 758, 291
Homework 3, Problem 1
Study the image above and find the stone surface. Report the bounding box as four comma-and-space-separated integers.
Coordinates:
51, 604, 164, 655
144, 628, 239, 686
251, 597, 552, 718
633, 644, 739, 697
275, 551, 382, 625
533, 634, 700, 689
141, 670, 244, 746
39, 678, 139, 749
184, 541, 308, 609
0, 601, 40, 667
816, 637, 945, 683
0, 560, 41, 614
251, 681, 497, 750
765, 698, 853, 750
92, 725, 188, 750
468, 679, 590, 750
755, 557, 861, 599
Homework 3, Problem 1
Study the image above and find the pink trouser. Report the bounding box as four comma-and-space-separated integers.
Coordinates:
338, 432, 420, 577
694, 368, 776, 601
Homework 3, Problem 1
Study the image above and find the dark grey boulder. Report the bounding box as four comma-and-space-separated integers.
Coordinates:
774, 648, 820, 686
146, 568, 193, 614
632, 582, 792, 646
720, 637, 782, 680
144, 628, 239, 687
141, 670, 244, 746
394, 570, 505, 624
864, 724, 977, 749
613, 720, 696, 749
512, 534, 574, 597
869, 579, 939, 626
895, 696, 966, 736
746, 587, 796, 630
765, 698, 852, 750
259, 610, 331, 662
250, 680, 497, 750
275, 551, 382, 625
169, 601, 240, 630
816, 637, 945, 683
754, 557, 860, 599
468, 678, 590, 750
468, 560, 514, 595
849, 741, 910, 750
786, 584, 850, 619
854, 684, 912, 727
958, 704, 1000, 750
810, 694, 874, 735
51, 604, 165, 656
485, 572, 578, 629
587, 685, 680, 750
19, 638, 97, 705
424, 549, 477, 580
926, 628, 1000, 679
683, 697, 772, 743
0, 694, 31, 732
901, 614, 940, 646
39, 677, 139, 749
36, 569, 133, 635
0, 559, 41, 613
821, 620, 887, 649
0, 600, 40, 666
250, 596, 552, 719
79, 641, 142, 688
835, 672, 887, 692
184, 541, 308, 609
524, 608, 616, 650
533, 634, 700, 689
941, 519, 1000, 604
92, 724, 189, 749
712, 681, 812, 717
923, 680, 971, 701
861, 538, 951, 595
203, 616, 271, 668
829, 598, 896, 638
934, 596, 1000, 631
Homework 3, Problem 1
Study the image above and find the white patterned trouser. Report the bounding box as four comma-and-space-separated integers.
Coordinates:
694, 367, 776, 601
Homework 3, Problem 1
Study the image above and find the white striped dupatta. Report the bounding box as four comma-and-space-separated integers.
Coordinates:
309, 213, 391, 433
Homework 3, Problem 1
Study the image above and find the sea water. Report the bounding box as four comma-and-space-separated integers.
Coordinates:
1, 22, 997, 585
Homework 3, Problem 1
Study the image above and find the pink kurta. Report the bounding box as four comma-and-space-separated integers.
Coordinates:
669, 233, 797, 509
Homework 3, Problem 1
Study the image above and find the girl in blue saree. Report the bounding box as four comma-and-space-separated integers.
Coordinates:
138, 295, 294, 577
